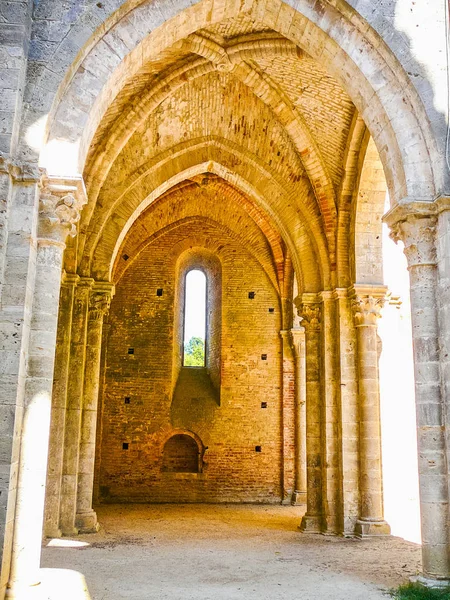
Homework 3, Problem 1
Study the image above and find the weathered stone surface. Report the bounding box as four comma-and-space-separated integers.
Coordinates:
0, 2, 449, 597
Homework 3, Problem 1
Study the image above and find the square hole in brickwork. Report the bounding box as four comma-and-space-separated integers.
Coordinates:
122, 254, 129, 261
248, 292, 255, 299
255, 446, 262, 452
157, 288, 163, 297
268, 308, 275, 313
261, 354, 267, 360
261, 402, 268, 409
122, 443, 129, 450
124, 397, 131, 404
128, 348, 134, 355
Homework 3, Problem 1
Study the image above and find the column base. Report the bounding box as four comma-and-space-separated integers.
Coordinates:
291, 490, 307, 505
75, 510, 100, 533
60, 525, 79, 536
355, 519, 391, 537
45, 526, 62, 539
299, 514, 323, 533
412, 576, 450, 589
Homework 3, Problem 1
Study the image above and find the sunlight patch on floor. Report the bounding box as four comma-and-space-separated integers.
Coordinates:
46, 539, 90, 548
29, 569, 92, 600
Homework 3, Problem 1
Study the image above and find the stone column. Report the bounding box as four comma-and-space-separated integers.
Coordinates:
320, 291, 342, 533
59, 277, 93, 535
296, 295, 323, 532
0, 163, 41, 599
435, 199, 450, 543
279, 329, 295, 504
335, 288, 360, 535
76, 284, 113, 533
385, 205, 450, 582
93, 321, 110, 505
7, 178, 85, 598
44, 273, 79, 538
290, 326, 307, 505
351, 286, 390, 537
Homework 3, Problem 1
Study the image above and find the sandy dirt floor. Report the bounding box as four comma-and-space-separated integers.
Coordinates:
40, 504, 422, 600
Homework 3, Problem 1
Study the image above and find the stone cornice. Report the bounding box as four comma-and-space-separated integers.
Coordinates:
0, 155, 44, 183
349, 284, 388, 299
92, 281, 115, 296
61, 272, 80, 287
319, 290, 335, 302
383, 196, 450, 233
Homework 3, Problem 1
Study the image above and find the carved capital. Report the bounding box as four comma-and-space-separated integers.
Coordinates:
38, 176, 87, 244
88, 283, 115, 321
293, 294, 321, 332
88, 292, 111, 321
352, 296, 385, 327
396, 216, 437, 268
383, 201, 438, 268
298, 305, 321, 332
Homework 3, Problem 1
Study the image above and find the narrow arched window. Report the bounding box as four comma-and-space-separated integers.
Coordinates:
183, 269, 206, 367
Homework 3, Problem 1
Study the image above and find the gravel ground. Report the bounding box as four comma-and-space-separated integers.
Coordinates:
39, 504, 422, 600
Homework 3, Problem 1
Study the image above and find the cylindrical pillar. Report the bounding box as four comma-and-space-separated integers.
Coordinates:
335, 288, 360, 535
296, 295, 323, 533
44, 273, 78, 538
58, 277, 92, 535
76, 285, 113, 532
352, 288, 390, 537
7, 181, 85, 598
392, 213, 450, 580
320, 291, 342, 533
290, 326, 307, 505
435, 200, 450, 547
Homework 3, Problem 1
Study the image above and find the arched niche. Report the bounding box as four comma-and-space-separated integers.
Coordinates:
161, 432, 204, 474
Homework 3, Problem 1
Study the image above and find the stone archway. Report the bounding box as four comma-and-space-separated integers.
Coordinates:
1, 2, 449, 598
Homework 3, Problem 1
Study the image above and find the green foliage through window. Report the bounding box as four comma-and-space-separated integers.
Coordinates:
184, 336, 205, 367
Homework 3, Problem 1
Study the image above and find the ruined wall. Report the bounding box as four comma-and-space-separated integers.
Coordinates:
96, 219, 284, 503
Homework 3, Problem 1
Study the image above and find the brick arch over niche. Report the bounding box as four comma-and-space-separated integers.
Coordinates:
161, 432, 203, 474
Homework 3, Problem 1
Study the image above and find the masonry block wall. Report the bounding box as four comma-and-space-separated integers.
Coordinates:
96, 219, 284, 503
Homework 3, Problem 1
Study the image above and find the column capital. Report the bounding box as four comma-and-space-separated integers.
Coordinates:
294, 294, 321, 332
38, 175, 87, 244
382, 199, 445, 268
351, 295, 385, 327
289, 327, 305, 357
88, 282, 115, 321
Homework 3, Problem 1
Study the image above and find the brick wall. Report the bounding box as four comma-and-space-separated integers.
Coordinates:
96, 218, 284, 503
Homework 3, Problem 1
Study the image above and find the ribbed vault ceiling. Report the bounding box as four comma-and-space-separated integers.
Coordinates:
76, 12, 365, 294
